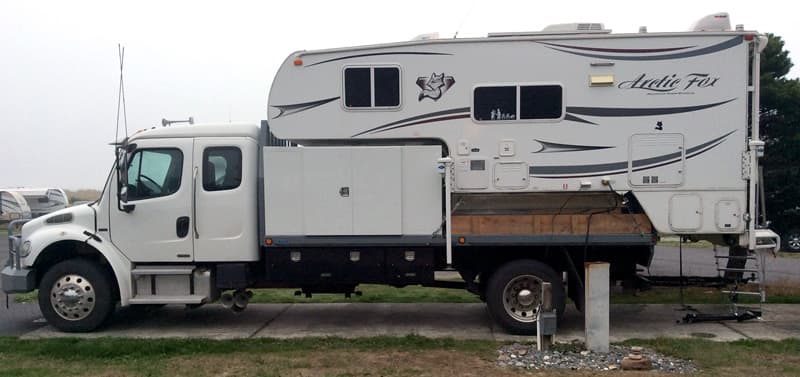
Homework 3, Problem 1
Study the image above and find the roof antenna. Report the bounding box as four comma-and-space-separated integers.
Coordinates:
114, 44, 129, 145
453, 0, 477, 38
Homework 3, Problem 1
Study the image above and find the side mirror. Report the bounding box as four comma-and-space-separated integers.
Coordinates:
116, 148, 129, 202
116, 144, 136, 212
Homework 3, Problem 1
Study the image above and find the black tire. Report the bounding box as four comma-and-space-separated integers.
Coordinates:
783, 230, 800, 252
38, 259, 116, 332
486, 259, 566, 335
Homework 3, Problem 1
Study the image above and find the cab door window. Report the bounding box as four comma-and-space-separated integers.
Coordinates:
203, 147, 242, 191
126, 148, 183, 200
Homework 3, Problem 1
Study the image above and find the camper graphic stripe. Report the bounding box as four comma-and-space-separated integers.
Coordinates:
351, 107, 470, 137
529, 130, 736, 178
541, 36, 742, 61
566, 98, 735, 117
538, 42, 695, 54
271, 97, 341, 118
306, 52, 452, 67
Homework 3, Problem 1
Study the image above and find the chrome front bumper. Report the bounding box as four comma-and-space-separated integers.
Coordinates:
2, 220, 35, 293
1, 265, 34, 293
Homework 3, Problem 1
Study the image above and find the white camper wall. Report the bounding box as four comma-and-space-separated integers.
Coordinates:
263, 145, 442, 237
266, 31, 757, 236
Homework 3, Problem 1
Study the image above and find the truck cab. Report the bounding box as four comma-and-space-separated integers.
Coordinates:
2, 123, 261, 331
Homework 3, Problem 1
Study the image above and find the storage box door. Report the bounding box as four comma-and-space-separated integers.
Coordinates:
352, 147, 402, 235
669, 194, 702, 232
302, 149, 353, 235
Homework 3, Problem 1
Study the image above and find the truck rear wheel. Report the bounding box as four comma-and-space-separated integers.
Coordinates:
38, 259, 116, 332
486, 260, 565, 335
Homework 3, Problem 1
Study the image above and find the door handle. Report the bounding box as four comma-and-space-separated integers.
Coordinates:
192, 166, 200, 238
176, 216, 190, 238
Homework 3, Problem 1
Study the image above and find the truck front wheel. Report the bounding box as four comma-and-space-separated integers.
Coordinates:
486, 259, 565, 335
38, 259, 116, 332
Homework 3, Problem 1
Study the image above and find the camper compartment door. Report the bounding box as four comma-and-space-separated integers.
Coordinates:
629, 134, 685, 187
263, 146, 442, 237
302, 148, 354, 235
352, 148, 402, 235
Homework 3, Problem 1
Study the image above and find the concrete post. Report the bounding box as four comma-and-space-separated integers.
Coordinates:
585, 262, 610, 353
537, 282, 554, 351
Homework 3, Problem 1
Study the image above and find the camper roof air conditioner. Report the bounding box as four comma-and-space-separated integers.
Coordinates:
542, 23, 606, 32
488, 23, 610, 38
690, 12, 731, 31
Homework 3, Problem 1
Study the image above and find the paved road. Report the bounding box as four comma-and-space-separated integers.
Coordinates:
1, 240, 798, 337
648, 245, 800, 282
22, 303, 800, 342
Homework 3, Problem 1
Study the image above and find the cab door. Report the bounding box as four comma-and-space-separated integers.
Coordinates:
109, 138, 194, 262
193, 137, 258, 262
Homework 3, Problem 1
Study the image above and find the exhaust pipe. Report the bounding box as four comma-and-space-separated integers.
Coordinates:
221, 289, 253, 312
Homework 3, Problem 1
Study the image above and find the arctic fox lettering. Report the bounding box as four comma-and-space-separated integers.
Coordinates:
619, 73, 720, 92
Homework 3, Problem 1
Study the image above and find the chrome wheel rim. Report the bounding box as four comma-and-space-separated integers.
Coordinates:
788, 234, 800, 251
502, 274, 542, 323
50, 274, 96, 321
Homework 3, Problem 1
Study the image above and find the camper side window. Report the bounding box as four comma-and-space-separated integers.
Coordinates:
473, 86, 517, 121
344, 66, 401, 109
473, 84, 563, 122
520, 85, 562, 120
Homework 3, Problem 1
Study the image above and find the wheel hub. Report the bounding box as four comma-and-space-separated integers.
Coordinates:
502, 275, 543, 323
517, 289, 535, 306
50, 274, 96, 321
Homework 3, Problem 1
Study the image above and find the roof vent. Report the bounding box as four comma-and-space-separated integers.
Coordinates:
412, 32, 439, 41
690, 12, 731, 31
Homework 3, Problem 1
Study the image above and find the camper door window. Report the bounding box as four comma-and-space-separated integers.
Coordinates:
473, 84, 563, 122
343, 66, 401, 109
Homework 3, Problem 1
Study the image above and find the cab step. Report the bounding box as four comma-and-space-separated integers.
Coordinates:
129, 295, 207, 305
130, 265, 218, 305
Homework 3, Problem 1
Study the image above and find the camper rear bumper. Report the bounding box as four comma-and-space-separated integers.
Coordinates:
1, 265, 35, 293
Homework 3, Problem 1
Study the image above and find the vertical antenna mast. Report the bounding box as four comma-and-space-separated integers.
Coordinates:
453, 0, 477, 38
115, 44, 129, 145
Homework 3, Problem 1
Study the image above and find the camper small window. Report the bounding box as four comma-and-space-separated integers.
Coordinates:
344, 67, 372, 107
520, 85, 562, 120
473, 86, 517, 121
203, 147, 242, 191
374, 67, 400, 107
344, 66, 401, 109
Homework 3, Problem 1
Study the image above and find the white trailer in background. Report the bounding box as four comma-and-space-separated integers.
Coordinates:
0, 190, 32, 223
9, 188, 70, 218
2, 13, 780, 334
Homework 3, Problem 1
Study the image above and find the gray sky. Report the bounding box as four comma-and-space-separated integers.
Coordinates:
1, 0, 797, 190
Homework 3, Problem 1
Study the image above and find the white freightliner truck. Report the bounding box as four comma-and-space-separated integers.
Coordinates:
2, 13, 781, 334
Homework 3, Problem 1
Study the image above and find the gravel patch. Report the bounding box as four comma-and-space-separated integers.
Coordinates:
496, 341, 696, 373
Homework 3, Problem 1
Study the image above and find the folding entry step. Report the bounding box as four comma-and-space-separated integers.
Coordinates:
714, 229, 780, 306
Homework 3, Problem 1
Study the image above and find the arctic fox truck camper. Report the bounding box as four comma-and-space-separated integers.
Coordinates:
2, 12, 780, 334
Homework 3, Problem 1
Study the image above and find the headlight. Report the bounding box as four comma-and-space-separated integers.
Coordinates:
19, 241, 31, 258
